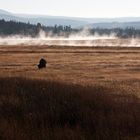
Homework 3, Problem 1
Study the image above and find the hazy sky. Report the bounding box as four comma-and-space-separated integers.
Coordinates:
0, 0, 140, 17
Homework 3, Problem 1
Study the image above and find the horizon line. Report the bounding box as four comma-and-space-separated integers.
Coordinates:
1, 8, 140, 19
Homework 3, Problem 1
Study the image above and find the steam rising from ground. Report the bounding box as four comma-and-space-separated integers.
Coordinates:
0, 28, 140, 47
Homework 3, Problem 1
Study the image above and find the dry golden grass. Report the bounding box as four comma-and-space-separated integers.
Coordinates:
0, 45, 140, 96
0, 45, 140, 82
0, 45, 140, 139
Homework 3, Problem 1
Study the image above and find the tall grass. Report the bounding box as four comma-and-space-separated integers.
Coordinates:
0, 78, 140, 140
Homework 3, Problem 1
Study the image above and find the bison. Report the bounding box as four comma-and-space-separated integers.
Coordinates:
38, 58, 47, 69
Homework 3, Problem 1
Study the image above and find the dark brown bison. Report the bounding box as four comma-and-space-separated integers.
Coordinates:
38, 58, 47, 69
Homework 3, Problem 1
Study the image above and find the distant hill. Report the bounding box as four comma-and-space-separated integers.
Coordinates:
0, 9, 12, 15
0, 9, 88, 27
1, 9, 140, 28
88, 22, 140, 29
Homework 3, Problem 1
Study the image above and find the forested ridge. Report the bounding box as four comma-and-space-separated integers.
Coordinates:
1, 19, 140, 38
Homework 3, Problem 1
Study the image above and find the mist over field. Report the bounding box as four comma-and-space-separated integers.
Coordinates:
1, 29, 140, 47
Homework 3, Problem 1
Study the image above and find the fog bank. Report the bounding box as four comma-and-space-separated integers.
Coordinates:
0, 29, 140, 47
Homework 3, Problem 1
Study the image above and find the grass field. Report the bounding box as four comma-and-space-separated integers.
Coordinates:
0, 45, 140, 140
0, 45, 140, 83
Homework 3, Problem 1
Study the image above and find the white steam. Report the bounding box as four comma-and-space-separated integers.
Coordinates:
0, 28, 140, 47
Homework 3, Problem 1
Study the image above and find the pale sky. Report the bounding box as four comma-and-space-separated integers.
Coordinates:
0, 0, 140, 18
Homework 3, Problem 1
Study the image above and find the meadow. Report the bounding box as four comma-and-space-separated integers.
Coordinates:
0, 45, 140, 140
0, 45, 140, 84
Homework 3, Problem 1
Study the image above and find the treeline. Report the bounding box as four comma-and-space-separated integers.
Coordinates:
1, 19, 140, 38
44, 25, 72, 34
0, 19, 72, 37
0, 19, 38, 36
90, 28, 140, 38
